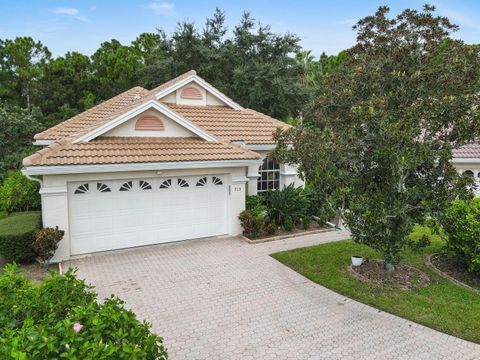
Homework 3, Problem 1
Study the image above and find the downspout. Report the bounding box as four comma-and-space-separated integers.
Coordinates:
22, 171, 43, 188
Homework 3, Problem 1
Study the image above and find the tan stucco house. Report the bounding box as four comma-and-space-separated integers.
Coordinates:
22, 70, 303, 261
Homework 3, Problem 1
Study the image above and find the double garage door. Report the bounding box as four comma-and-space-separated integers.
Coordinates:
68, 175, 228, 255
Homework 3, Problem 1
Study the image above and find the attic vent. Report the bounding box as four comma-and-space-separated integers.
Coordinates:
135, 115, 164, 131
180, 86, 203, 100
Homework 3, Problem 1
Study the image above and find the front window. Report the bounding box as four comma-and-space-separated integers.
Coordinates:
257, 157, 280, 194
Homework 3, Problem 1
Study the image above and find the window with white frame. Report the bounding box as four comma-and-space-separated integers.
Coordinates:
257, 157, 280, 193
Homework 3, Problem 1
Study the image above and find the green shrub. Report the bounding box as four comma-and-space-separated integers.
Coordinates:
0, 212, 41, 263
0, 171, 40, 213
442, 199, 480, 274
300, 215, 312, 230
282, 217, 295, 232
246, 195, 265, 211
239, 210, 264, 238
32, 226, 65, 266
304, 186, 335, 224
263, 221, 277, 236
0, 264, 168, 359
265, 184, 309, 227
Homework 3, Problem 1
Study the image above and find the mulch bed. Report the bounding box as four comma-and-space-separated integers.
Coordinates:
249, 221, 327, 241
349, 259, 431, 290
429, 253, 480, 290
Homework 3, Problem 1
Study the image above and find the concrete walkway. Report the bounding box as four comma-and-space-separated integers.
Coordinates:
66, 231, 480, 359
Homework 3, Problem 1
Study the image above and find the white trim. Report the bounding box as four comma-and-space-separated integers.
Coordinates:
74, 100, 218, 143
452, 158, 480, 164
245, 144, 276, 151
39, 186, 67, 195
23, 159, 262, 176
33, 140, 54, 146
280, 171, 297, 176
155, 75, 243, 110
231, 176, 249, 183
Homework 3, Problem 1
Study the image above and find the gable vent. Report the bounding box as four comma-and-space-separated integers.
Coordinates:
180, 86, 203, 100
135, 115, 164, 131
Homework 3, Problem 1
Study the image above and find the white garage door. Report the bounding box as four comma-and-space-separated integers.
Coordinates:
68, 175, 228, 255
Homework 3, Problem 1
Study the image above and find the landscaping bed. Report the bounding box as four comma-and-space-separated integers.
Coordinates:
272, 226, 480, 343
428, 253, 480, 290
349, 259, 430, 290
242, 221, 334, 243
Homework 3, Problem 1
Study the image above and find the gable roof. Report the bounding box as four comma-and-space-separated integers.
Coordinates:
453, 143, 480, 159
24, 137, 260, 166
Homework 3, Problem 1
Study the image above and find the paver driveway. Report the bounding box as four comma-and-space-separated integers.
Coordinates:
66, 231, 480, 359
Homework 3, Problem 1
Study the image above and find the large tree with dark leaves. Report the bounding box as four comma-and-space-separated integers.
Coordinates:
274, 5, 480, 269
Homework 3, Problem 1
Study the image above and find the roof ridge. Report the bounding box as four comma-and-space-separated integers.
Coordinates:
148, 70, 197, 96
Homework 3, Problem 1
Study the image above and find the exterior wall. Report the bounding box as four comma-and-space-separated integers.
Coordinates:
41, 166, 247, 261
246, 150, 304, 196
453, 160, 480, 195
158, 81, 228, 107
103, 109, 195, 137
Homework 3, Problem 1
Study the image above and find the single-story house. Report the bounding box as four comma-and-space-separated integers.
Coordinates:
22, 70, 303, 261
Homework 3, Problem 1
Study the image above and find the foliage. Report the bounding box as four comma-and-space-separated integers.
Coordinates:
264, 183, 309, 227
274, 5, 480, 268
300, 215, 312, 230
0, 211, 41, 263
0, 264, 168, 359
264, 221, 277, 236
0, 171, 40, 213
442, 199, 480, 274
32, 227, 65, 266
0, 104, 42, 179
246, 195, 266, 213
272, 226, 480, 344
238, 210, 264, 238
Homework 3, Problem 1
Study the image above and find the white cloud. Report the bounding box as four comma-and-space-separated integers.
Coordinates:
51, 7, 90, 22
335, 19, 356, 25
144, 2, 176, 16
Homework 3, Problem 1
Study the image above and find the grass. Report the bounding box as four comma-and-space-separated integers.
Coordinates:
272, 226, 480, 343
0, 211, 7, 221
0, 211, 41, 235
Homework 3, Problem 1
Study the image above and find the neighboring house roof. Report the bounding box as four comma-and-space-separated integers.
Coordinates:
23, 137, 260, 166
453, 143, 480, 159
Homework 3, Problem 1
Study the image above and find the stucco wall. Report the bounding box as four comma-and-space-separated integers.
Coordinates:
103, 109, 196, 137
41, 166, 247, 261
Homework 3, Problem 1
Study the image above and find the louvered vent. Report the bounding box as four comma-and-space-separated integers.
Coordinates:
135, 115, 164, 131
180, 86, 203, 100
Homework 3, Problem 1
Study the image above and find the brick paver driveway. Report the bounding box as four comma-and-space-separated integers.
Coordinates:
66, 231, 480, 359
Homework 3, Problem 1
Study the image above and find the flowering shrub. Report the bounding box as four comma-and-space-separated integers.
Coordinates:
0, 264, 168, 359
32, 226, 65, 266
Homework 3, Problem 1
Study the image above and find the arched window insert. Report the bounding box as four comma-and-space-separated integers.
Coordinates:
257, 157, 280, 194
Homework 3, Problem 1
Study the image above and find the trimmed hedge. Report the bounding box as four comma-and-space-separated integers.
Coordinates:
0, 211, 41, 263
0, 264, 168, 359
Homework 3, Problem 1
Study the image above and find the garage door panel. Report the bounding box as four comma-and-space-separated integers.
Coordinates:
68, 175, 228, 255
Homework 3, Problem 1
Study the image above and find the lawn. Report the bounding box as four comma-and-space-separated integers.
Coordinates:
272, 226, 480, 343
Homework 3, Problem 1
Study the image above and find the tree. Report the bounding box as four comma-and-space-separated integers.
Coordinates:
0, 37, 51, 109
274, 5, 480, 270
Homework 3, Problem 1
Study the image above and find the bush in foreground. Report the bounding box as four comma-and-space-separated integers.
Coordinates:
0, 212, 41, 262
0, 264, 168, 359
442, 199, 480, 274
32, 226, 65, 266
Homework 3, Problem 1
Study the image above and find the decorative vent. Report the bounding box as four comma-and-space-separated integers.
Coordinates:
159, 179, 172, 189
135, 115, 164, 131
212, 176, 223, 186
97, 182, 111, 193
119, 181, 133, 191
180, 86, 203, 100
139, 180, 152, 190
177, 178, 189, 188
74, 183, 89, 194
196, 177, 207, 187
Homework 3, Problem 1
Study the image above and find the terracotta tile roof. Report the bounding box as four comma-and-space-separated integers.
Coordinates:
453, 143, 480, 159
166, 104, 290, 145
34, 71, 197, 141
23, 137, 260, 166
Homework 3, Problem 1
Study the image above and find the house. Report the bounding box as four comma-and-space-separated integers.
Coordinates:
22, 70, 303, 261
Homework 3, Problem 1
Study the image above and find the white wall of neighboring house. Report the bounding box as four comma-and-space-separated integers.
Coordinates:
453, 160, 480, 195
41, 166, 248, 262
103, 109, 196, 137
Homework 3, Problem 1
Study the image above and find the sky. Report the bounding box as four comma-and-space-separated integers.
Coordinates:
1, 1, 480, 58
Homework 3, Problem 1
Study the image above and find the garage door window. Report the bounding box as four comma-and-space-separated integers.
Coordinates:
178, 178, 189, 188
74, 183, 89, 194
139, 180, 152, 190
196, 177, 207, 186
212, 176, 223, 186
159, 179, 171, 189
97, 182, 111, 193
119, 181, 133, 191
